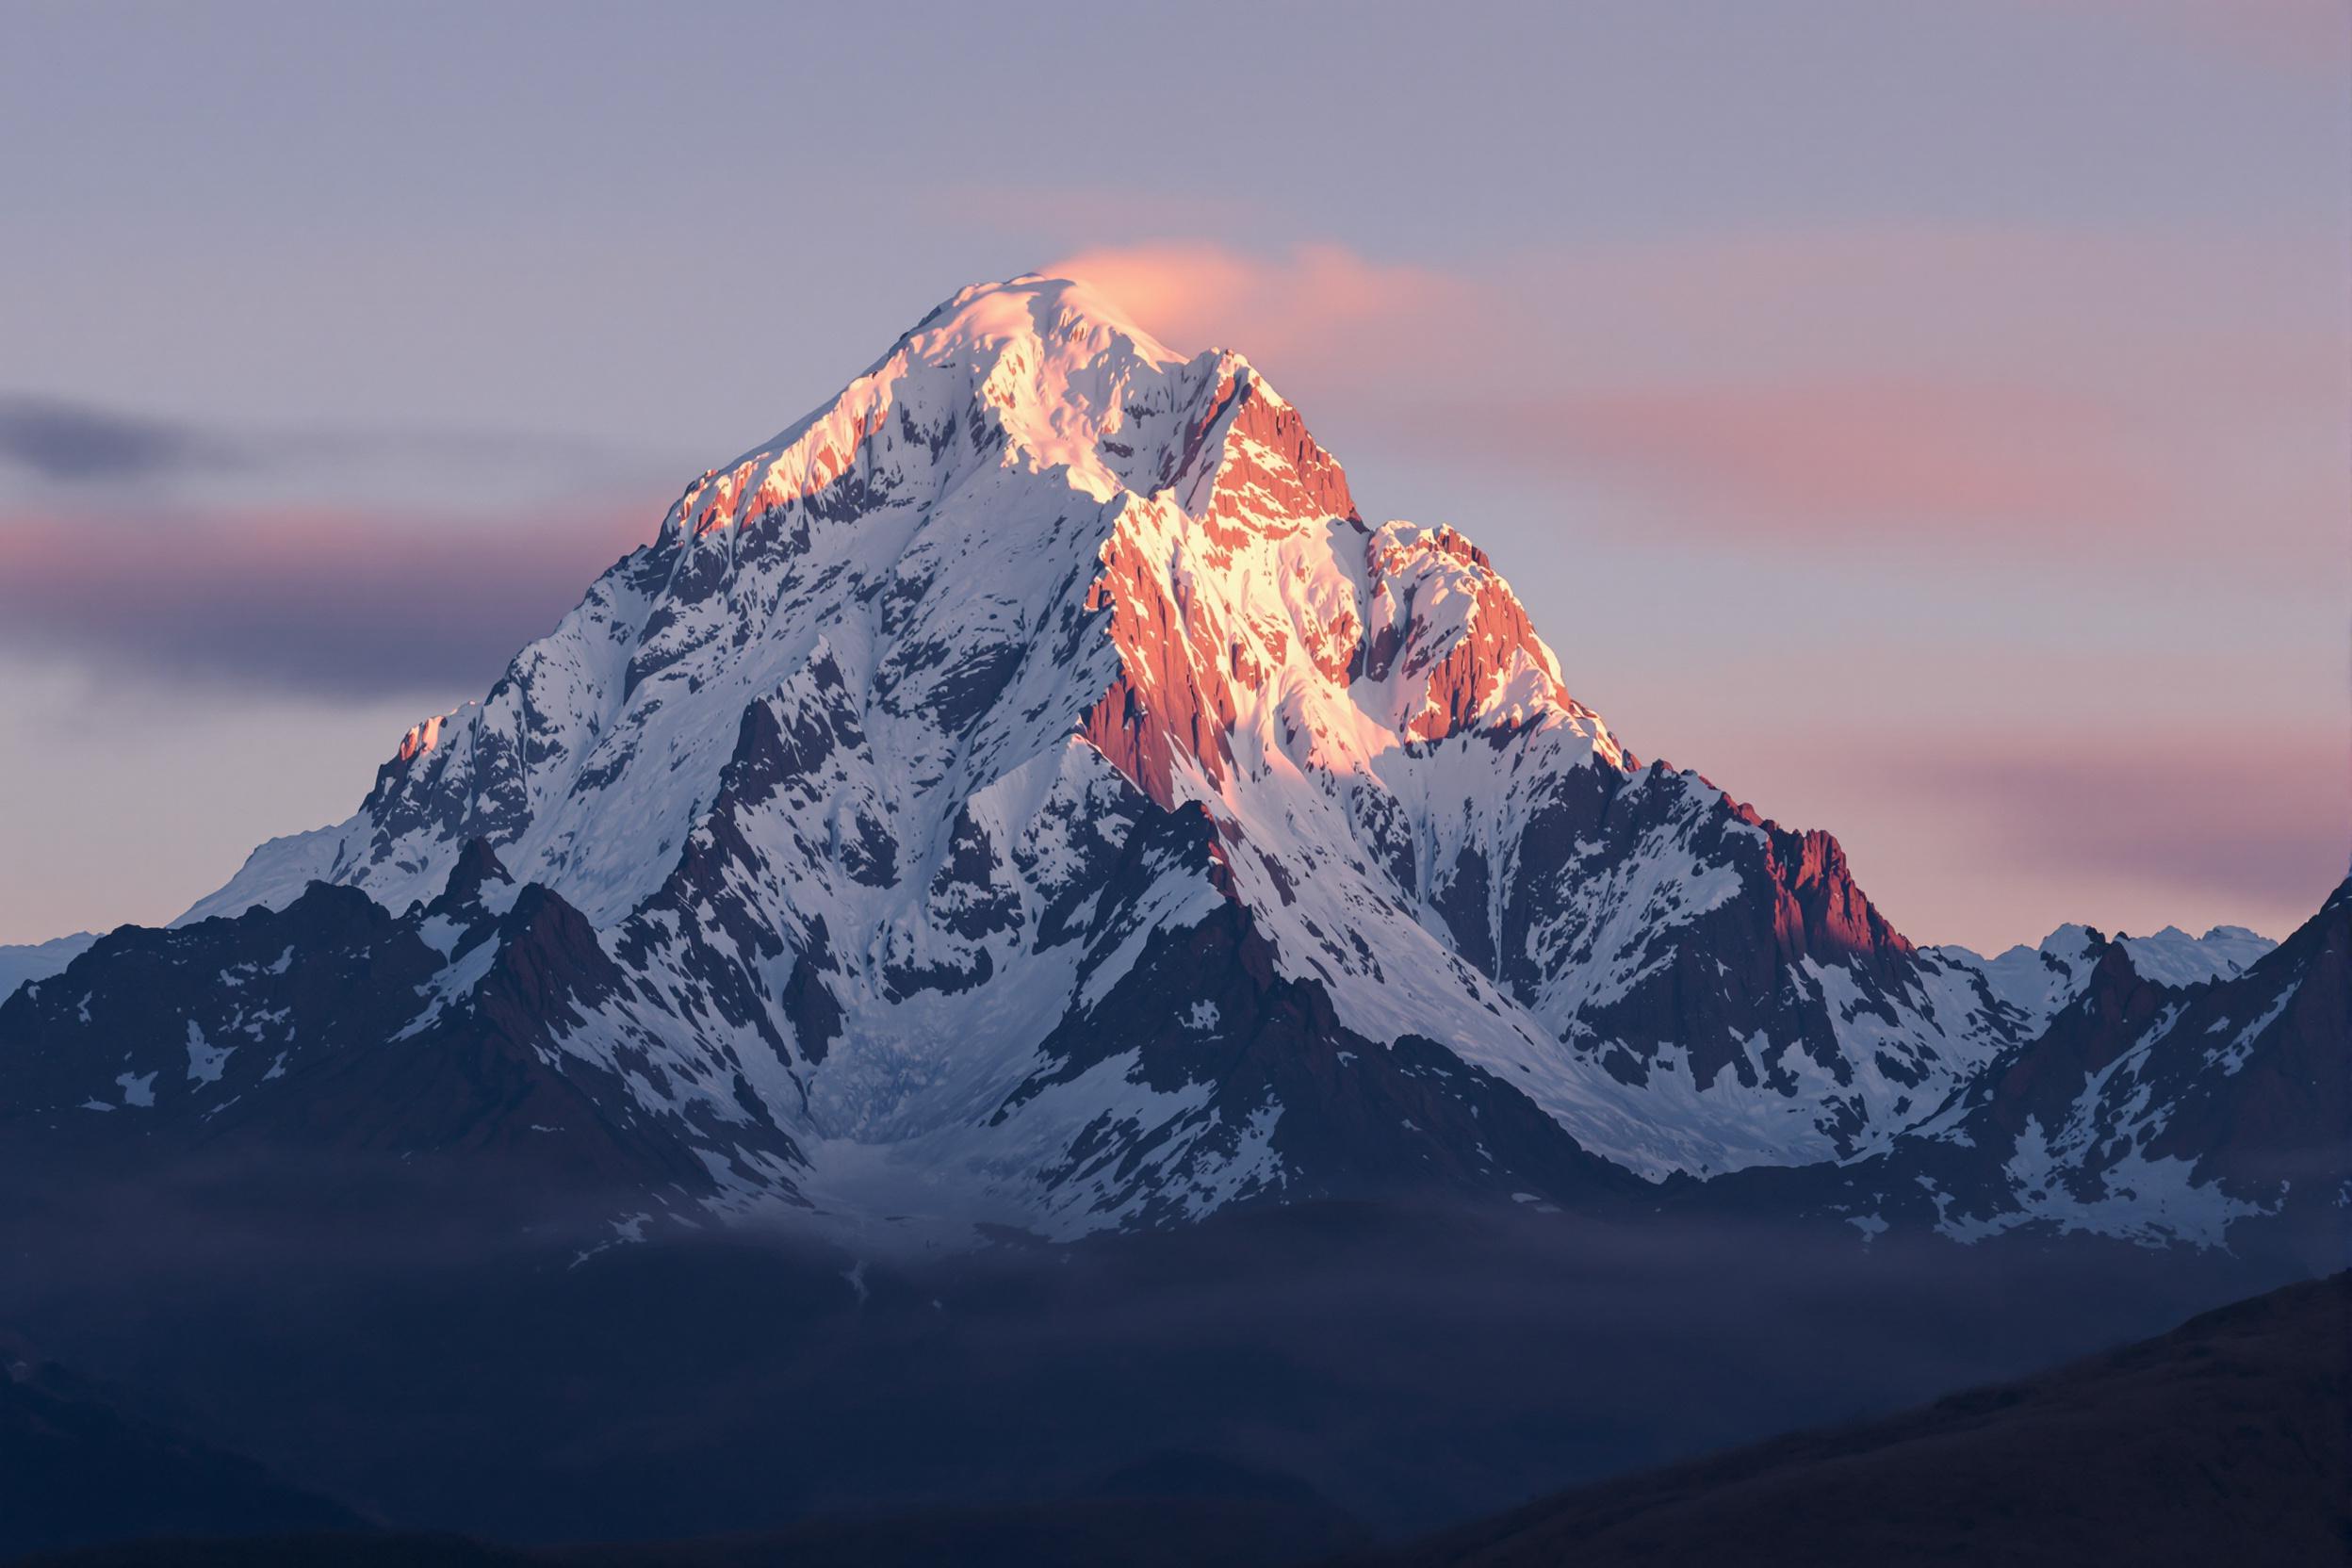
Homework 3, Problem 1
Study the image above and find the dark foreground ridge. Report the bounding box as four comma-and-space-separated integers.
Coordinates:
1357, 1269, 2352, 1568
0, 1350, 360, 1557
7, 1494, 1358, 1568
11, 1271, 2344, 1568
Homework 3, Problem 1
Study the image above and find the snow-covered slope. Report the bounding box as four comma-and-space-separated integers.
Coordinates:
1733, 879, 2347, 1251
15, 274, 2283, 1243
2115, 925, 2276, 988
1934, 923, 2277, 1034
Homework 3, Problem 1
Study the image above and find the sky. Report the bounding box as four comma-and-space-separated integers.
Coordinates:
1, 0, 2345, 953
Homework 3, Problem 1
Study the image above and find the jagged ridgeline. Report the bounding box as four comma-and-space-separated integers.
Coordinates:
4, 277, 2337, 1250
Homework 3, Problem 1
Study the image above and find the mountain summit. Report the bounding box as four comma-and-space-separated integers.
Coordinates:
5, 277, 2312, 1246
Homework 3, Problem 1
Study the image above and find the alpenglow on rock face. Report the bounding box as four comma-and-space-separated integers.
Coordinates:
6, 276, 2295, 1243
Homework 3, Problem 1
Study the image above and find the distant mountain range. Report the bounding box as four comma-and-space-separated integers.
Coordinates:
3, 275, 2341, 1253
0, 932, 95, 1000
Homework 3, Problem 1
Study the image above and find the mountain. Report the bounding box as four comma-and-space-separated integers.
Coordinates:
1353, 1270, 2352, 1568
1, 1341, 363, 1559
1931, 921, 2276, 1029
2110, 923, 2276, 986
0, 274, 2322, 1248
0, 852, 790, 1222
0, 932, 98, 998
1706, 874, 2349, 1254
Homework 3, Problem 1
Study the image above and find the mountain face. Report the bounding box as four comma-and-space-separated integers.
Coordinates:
0, 276, 2328, 1247
1932, 923, 2275, 1027
1356, 1272, 2352, 1568
1707, 877, 2349, 1253
0, 848, 796, 1217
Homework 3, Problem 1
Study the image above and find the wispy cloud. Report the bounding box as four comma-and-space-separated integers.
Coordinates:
2047, 0, 2350, 74
1047, 240, 1462, 366
1461, 376, 2154, 534
0, 395, 247, 485
1874, 729, 2350, 939
0, 392, 685, 512
0, 498, 663, 700
1049, 229, 2345, 572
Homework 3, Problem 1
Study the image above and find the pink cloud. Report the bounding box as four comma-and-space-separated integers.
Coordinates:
1871, 727, 2351, 939
1465, 376, 2166, 542
1042, 229, 2343, 571
1653, 712, 2349, 950
1494, 369, 2339, 567
1045, 240, 1464, 368
2046, 0, 2350, 74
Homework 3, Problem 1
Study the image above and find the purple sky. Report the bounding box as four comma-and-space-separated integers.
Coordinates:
2, 0, 2345, 951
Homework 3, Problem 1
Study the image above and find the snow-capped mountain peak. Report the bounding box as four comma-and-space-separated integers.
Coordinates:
665, 274, 1253, 547
109, 273, 2264, 1240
